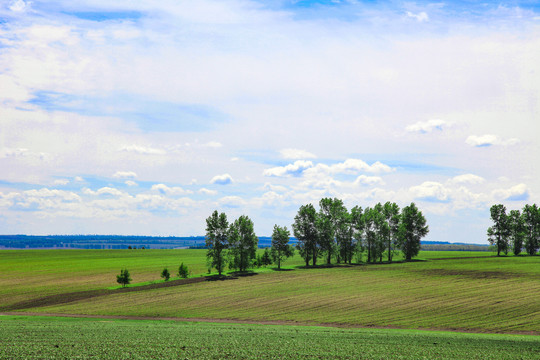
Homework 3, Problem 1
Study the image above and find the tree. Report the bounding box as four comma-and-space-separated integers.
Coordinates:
116, 269, 131, 288
363, 206, 387, 263
228, 215, 258, 272
270, 225, 294, 269
383, 202, 400, 262
350, 205, 365, 263
292, 203, 319, 266
178, 262, 189, 278
508, 209, 525, 255
398, 203, 429, 261
161, 267, 170, 281
205, 210, 229, 276
522, 204, 540, 256
487, 204, 510, 256
261, 248, 272, 266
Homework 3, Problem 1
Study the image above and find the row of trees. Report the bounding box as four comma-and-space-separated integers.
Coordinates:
205, 199, 430, 275
205, 211, 296, 275
292, 199, 428, 266
488, 204, 540, 256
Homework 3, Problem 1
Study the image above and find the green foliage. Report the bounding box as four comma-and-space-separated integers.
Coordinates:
508, 209, 525, 255
261, 248, 272, 267
178, 262, 189, 278
398, 203, 429, 261
205, 210, 229, 275
522, 204, 540, 255
116, 268, 131, 287
270, 225, 294, 269
2, 316, 538, 360
228, 215, 258, 272
488, 204, 510, 256
160, 267, 170, 281
292, 203, 319, 266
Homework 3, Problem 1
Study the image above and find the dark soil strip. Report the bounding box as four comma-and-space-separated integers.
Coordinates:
0, 276, 207, 311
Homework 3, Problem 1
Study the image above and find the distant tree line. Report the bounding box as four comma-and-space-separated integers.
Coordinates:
488, 204, 540, 256
205, 199, 429, 275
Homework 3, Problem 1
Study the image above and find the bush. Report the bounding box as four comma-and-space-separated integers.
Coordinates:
116, 269, 131, 287
178, 262, 190, 278
161, 267, 170, 281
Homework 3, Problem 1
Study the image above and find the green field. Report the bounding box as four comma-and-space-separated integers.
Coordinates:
1, 315, 538, 359
1, 249, 538, 334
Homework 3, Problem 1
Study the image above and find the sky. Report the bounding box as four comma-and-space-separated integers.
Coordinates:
1, 0, 539, 243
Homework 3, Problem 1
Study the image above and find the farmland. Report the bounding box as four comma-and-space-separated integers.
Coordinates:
1, 315, 539, 360
1, 250, 538, 334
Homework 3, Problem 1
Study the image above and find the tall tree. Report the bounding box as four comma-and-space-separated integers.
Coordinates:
292, 203, 319, 266
205, 210, 229, 275
373, 203, 389, 263
508, 209, 525, 256
487, 204, 510, 256
336, 210, 355, 264
228, 215, 258, 272
350, 205, 364, 263
522, 204, 540, 256
398, 203, 429, 261
383, 202, 400, 262
270, 225, 294, 269
363, 207, 379, 263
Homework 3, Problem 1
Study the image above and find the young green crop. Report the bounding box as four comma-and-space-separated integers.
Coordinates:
0, 316, 538, 360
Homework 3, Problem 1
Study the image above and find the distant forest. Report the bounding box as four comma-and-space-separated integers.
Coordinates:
0, 235, 489, 251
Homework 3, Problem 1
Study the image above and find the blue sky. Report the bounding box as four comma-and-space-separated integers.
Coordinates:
1, 0, 539, 243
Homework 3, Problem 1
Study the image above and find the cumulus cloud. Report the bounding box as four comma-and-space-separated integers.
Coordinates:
406, 11, 429, 22
9, 0, 28, 12
112, 171, 137, 179
353, 175, 385, 186
218, 195, 246, 208
493, 183, 529, 201
210, 173, 233, 185
449, 174, 485, 185
406, 119, 450, 133
263, 160, 314, 177
264, 159, 393, 178
202, 141, 222, 148
466, 134, 520, 147
84, 187, 124, 196
151, 184, 192, 195
119, 145, 166, 155
199, 188, 218, 195
410, 181, 451, 202
125, 180, 137, 186
53, 179, 69, 186
280, 148, 317, 159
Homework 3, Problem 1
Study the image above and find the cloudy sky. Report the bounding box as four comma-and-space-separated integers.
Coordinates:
1, 0, 539, 243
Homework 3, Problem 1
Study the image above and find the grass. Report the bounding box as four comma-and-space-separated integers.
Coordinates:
1, 315, 538, 359
1, 249, 538, 334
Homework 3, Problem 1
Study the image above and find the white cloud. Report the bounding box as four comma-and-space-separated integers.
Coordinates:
492, 183, 529, 201
199, 187, 218, 195
466, 134, 520, 147
9, 0, 28, 12
449, 174, 485, 185
280, 148, 317, 159
112, 171, 137, 179
329, 159, 394, 174
354, 175, 385, 186
406, 119, 450, 133
410, 181, 451, 202
218, 195, 246, 207
406, 11, 429, 22
202, 141, 223, 148
119, 145, 167, 155
53, 179, 69, 186
263, 160, 314, 177
74, 176, 85, 182
210, 173, 233, 185
84, 187, 124, 196
151, 184, 192, 195
125, 180, 137, 187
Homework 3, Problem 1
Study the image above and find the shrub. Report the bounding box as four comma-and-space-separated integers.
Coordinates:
178, 262, 189, 278
161, 268, 170, 281
116, 269, 131, 287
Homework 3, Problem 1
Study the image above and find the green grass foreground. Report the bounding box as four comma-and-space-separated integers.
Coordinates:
1, 249, 538, 334
1, 315, 538, 360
